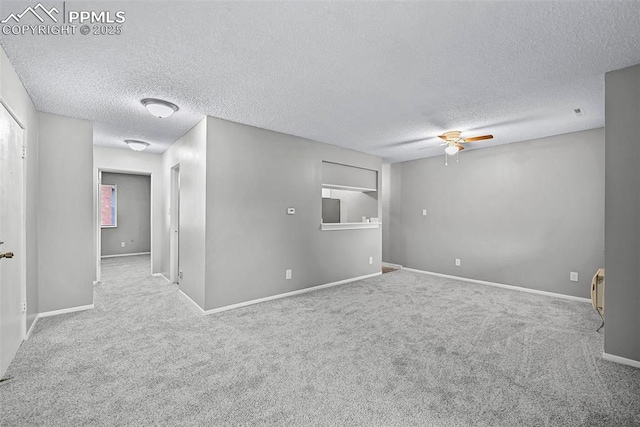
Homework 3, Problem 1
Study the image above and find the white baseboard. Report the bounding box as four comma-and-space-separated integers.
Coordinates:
403, 268, 591, 303
382, 262, 403, 269
152, 273, 171, 283
101, 252, 150, 259
603, 352, 640, 369
38, 304, 95, 318
25, 304, 94, 339
178, 289, 205, 313
25, 316, 39, 339
199, 272, 382, 315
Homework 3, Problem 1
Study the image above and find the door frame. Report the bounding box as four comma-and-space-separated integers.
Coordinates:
0, 98, 27, 340
170, 164, 180, 284
96, 168, 154, 280
96, 169, 102, 282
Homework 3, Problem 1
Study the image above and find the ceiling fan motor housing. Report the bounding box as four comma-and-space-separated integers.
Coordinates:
442, 130, 462, 142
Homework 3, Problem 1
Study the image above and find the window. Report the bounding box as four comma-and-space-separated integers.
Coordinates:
100, 184, 117, 228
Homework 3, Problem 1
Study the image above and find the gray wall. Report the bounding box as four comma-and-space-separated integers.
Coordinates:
385, 128, 604, 299
93, 146, 163, 275
204, 116, 382, 310
604, 64, 640, 362
162, 119, 208, 307
382, 163, 403, 265
1, 46, 39, 329
101, 173, 151, 256
37, 113, 94, 312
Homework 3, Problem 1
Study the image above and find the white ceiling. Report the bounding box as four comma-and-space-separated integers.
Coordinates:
1, 1, 639, 163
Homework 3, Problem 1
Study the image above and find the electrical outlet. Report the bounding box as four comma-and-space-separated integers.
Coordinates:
178, 270, 183, 279
570, 272, 579, 282
121, 242, 126, 247
422, 209, 427, 216
369, 256, 373, 265
21, 301, 26, 312
286, 269, 292, 280
455, 259, 461, 267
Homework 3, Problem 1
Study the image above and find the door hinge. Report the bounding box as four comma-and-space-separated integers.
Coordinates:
22, 146, 26, 159
21, 301, 26, 312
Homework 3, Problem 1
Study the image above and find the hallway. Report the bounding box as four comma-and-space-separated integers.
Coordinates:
96, 255, 188, 319
0, 255, 204, 425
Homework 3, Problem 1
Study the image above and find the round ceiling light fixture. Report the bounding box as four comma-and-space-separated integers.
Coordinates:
141, 98, 179, 118
444, 145, 459, 156
124, 139, 150, 151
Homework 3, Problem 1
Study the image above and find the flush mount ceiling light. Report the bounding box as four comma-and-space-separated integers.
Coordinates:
124, 139, 150, 151
444, 145, 459, 156
141, 98, 179, 118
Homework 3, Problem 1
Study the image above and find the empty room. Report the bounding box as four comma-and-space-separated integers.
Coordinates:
1, 1, 639, 425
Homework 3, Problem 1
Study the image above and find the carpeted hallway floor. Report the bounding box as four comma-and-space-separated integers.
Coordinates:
1, 255, 639, 426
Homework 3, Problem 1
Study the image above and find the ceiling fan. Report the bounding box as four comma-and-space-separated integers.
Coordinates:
438, 130, 493, 155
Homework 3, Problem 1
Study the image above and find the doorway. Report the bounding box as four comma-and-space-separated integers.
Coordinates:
96, 169, 153, 282
100, 172, 151, 256
170, 165, 181, 285
0, 101, 26, 378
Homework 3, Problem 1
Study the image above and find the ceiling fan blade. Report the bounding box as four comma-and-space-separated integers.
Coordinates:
437, 135, 448, 141
455, 143, 465, 151
463, 134, 493, 142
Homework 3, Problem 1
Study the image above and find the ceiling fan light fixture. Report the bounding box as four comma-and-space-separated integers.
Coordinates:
445, 145, 459, 156
124, 139, 150, 151
141, 98, 179, 118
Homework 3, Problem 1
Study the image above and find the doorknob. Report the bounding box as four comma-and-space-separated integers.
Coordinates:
0, 252, 14, 259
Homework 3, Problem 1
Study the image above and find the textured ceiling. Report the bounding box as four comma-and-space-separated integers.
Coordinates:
1, 1, 640, 162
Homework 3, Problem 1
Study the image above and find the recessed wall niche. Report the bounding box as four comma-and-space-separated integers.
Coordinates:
321, 161, 379, 230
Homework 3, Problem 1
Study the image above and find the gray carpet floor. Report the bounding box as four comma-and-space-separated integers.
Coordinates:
1, 254, 639, 426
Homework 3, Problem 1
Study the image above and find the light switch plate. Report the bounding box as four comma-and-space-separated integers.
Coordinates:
570, 272, 578, 282
422, 209, 427, 216
287, 207, 295, 215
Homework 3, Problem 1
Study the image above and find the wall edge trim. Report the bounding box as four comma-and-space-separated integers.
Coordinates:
101, 252, 151, 259
25, 316, 39, 339
382, 262, 403, 269
203, 272, 383, 315
603, 352, 640, 369
403, 268, 591, 303
152, 273, 171, 283
38, 304, 94, 319
178, 289, 205, 313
